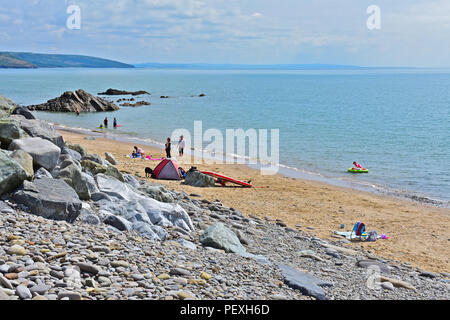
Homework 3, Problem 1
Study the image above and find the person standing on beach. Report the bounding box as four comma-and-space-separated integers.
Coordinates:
104, 117, 108, 128
113, 117, 117, 129
165, 138, 171, 159
178, 135, 185, 157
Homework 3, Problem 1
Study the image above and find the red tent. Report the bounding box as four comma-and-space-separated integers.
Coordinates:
153, 159, 181, 180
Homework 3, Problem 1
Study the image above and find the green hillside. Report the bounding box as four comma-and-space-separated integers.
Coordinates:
0, 52, 133, 68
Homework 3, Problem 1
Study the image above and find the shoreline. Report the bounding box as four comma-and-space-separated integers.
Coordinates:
59, 128, 450, 274
53, 122, 449, 209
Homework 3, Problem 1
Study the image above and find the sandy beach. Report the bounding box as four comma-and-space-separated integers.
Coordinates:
59, 129, 450, 274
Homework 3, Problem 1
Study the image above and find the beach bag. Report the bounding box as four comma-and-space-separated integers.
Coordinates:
367, 231, 378, 242
352, 221, 366, 237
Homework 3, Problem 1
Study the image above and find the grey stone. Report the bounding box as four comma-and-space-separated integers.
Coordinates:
34, 167, 53, 179
18, 118, 64, 148
199, 223, 246, 254
183, 171, 215, 187
0, 119, 28, 148
16, 284, 32, 299
9, 137, 61, 171
103, 213, 132, 232
0, 150, 27, 195
278, 264, 332, 300
12, 177, 82, 222
105, 152, 118, 165
11, 106, 35, 120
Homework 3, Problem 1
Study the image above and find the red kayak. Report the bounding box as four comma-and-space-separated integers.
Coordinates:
201, 171, 253, 188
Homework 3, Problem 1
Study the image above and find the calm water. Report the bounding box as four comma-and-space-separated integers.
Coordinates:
1, 68, 449, 205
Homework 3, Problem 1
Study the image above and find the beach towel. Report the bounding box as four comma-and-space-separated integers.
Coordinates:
334, 231, 383, 240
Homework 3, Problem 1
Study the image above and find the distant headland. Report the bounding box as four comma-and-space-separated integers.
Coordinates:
0, 52, 134, 69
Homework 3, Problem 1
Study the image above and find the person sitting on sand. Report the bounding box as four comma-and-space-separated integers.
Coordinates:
353, 161, 363, 169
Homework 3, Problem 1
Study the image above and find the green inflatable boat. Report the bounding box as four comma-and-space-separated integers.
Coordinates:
348, 168, 369, 173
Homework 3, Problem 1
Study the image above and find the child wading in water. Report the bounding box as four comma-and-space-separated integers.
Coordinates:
165, 138, 171, 159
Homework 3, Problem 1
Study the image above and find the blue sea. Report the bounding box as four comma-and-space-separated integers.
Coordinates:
1, 68, 449, 206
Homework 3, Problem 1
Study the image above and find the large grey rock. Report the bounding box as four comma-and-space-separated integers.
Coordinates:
199, 223, 246, 254
8, 137, 61, 171
278, 264, 333, 300
34, 167, 53, 179
184, 171, 215, 187
65, 143, 87, 157
0, 94, 16, 112
12, 177, 82, 222
27, 89, 119, 113
104, 152, 118, 165
57, 163, 91, 200
132, 221, 168, 240
82, 153, 103, 165
17, 119, 64, 148
95, 174, 141, 201
103, 213, 132, 232
10, 150, 34, 180
0, 119, 28, 148
61, 147, 82, 162
123, 174, 140, 189
139, 184, 174, 203
11, 106, 35, 119
82, 172, 99, 194
0, 150, 27, 195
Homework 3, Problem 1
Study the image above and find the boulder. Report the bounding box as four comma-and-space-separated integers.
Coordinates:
65, 143, 87, 157
8, 137, 61, 171
199, 223, 246, 254
95, 173, 142, 202
57, 163, 91, 200
138, 184, 174, 203
12, 177, 82, 222
104, 152, 118, 165
0, 94, 16, 112
61, 147, 82, 162
11, 106, 35, 119
103, 213, 132, 231
18, 119, 64, 148
105, 166, 124, 182
34, 167, 53, 179
0, 150, 27, 195
123, 174, 140, 189
184, 171, 215, 187
10, 150, 34, 180
27, 89, 119, 112
278, 264, 333, 300
0, 119, 28, 148
81, 160, 106, 175
82, 153, 103, 165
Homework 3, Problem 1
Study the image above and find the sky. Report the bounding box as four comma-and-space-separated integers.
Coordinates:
0, 0, 450, 67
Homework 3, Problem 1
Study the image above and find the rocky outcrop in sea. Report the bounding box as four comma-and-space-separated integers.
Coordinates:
0, 93, 448, 301
27, 89, 119, 113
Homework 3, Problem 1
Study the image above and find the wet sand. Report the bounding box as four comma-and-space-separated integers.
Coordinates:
61, 130, 450, 274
